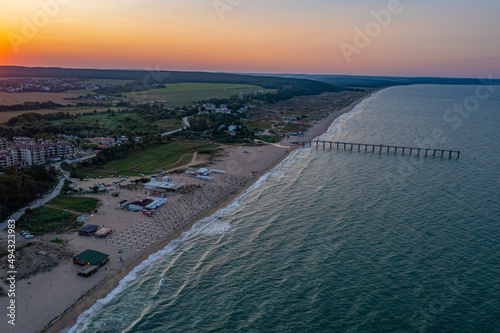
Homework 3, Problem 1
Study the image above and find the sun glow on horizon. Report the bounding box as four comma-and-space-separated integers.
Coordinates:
0, 0, 499, 77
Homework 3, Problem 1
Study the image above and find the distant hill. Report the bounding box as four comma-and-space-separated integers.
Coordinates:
244, 73, 500, 88
0, 66, 342, 96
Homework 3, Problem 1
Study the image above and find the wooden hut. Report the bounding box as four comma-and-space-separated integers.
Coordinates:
78, 224, 99, 236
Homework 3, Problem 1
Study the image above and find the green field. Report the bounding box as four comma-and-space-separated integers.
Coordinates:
0, 107, 103, 123
125, 83, 268, 107
78, 79, 135, 86
153, 118, 182, 131
17, 206, 79, 235
48, 196, 100, 213
102, 141, 218, 174
73, 112, 144, 130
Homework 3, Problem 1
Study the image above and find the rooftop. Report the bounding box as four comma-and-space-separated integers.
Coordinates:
73, 249, 109, 265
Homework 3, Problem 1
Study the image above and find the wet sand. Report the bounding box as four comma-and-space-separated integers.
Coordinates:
0, 91, 375, 333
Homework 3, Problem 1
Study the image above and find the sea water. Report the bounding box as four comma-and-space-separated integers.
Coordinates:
69, 85, 500, 333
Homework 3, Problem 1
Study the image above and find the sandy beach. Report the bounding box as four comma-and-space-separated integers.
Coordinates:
0, 90, 375, 333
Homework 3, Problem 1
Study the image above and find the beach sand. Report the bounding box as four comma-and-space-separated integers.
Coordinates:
0, 90, 375, 333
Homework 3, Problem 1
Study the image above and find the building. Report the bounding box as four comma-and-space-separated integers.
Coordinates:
0, 150, 14, 168
13, 136, 35, 144
78, 224, 100, 236
9, 143, 46, 167
144, 178, 185, 192
1, 137, 76, 167
90, 137, 116, 147
77, 265, 99, 278
0, 137, 8, 150
118, 200, 128, 209
42, 140, 75, 160
72, 249, 109, 266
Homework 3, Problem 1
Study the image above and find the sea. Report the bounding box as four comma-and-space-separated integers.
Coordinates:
68, 85, 500, 333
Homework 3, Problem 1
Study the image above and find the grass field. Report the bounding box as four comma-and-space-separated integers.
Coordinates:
17, 206, 79, 235
48, 196, 100, 213
153, 118, 182, 131
125, 83, 268, 107
0, 92, 78, 105
73, 112, 144, 130
79, 79, 135, 86
99, 141, 218, 175
0, 107, 125, 123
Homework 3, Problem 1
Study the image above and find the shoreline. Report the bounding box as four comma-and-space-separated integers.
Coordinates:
44, 90, 378, 333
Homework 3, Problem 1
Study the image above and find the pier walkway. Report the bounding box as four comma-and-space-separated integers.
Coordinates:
291, 141, 460, 158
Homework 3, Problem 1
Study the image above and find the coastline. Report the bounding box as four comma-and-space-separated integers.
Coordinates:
42, 90, 378, 333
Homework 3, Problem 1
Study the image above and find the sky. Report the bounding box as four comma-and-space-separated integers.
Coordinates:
0, 0, 499, 78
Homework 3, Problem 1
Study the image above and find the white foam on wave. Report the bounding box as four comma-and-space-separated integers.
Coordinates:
66, 94, 381, 332
67, 152, 295, 332
67, 233, 191, 333
197, 219, 231, 235
317, 90, 383, 142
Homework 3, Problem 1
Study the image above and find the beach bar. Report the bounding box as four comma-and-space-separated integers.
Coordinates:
72, 249, 109, 266
78, 224, 100, 236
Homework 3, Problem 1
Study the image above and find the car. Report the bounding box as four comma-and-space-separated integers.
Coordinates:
25, 234, 34, 239
27, 202, 33, 206
20, 231, 30, 236
18, 208, 24, 212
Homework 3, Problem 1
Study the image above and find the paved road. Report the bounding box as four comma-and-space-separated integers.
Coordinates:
0, 155, 96, 231
161, 116, 191, 136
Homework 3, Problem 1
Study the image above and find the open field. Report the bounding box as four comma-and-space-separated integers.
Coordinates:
47, 196, 100, 213
0, 107, 123, 123
105, 141, 218, 173
82, 141, 218, 176
0, 92, 78, 105
17, 206, 79, 235
72, 112, 143, 130
125, 83, 269, 106
78, 79, 135, 86
153, 118, 182, 130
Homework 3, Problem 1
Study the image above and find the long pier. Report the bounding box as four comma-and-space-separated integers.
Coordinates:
292, 141, 460, 158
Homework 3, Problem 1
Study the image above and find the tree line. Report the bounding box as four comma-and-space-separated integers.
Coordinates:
0, 165, 58, 220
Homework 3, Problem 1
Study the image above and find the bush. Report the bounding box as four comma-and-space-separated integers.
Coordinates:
17, 207, 78, 235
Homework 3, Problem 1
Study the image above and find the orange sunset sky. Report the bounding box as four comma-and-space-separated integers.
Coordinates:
0, 0, 499, 78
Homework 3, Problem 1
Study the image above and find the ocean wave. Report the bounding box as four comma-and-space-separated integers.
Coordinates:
197, 219, 231, 235
67, 235, 190, 333
67, 93, 379, 333
318, 90, 384, 142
